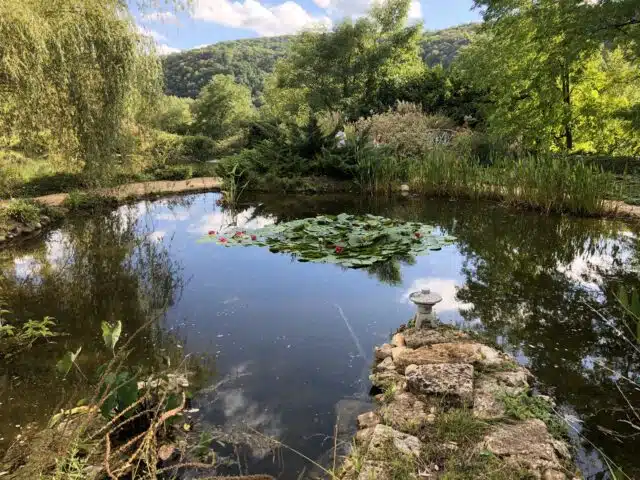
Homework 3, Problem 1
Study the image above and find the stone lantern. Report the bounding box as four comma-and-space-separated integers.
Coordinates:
409, 289, 443, 328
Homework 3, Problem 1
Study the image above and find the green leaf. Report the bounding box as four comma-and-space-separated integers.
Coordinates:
101, 320, 122, 352
56, 347, 82, 377
630, 290, 640, 318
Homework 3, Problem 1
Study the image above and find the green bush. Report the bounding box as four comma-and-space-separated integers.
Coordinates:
180, 135, 216, 163
152, 165, 194, 181
150, 132, 218, 165
353, 104, 462, 158
4, 199, 41, 225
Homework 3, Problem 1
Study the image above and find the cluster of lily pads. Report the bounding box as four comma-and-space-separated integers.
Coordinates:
199, 213, 455, 268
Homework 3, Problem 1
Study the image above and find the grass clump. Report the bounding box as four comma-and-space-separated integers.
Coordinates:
418, 410, 535, 479
63, 191, 118, 212
500, 393, 568, 440
3, 199, 42, 225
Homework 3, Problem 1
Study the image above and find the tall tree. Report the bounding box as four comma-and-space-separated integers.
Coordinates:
459, 0, 640, 153
191, 74, 254, 140
270, 0, 423, 120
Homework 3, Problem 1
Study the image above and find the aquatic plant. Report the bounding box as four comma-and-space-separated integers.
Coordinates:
198, 213, 455, 267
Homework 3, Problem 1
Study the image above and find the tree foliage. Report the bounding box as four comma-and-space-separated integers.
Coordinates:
0, 0, 163, 178
268, 0, 424, 119
191, 74, 255, 140
458, 0, 640, 154
152, 95, 194, 134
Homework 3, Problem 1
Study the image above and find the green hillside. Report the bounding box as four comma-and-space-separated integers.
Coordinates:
162, 36, 290, 101
162, 24, 479, 101
422, 23, 479, 67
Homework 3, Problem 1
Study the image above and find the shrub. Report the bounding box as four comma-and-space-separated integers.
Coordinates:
4, 199, 41, 225
64, 191, 118, 212
353, 103, 461, 158
152, 165, 193, 181
180, 135, 216, 163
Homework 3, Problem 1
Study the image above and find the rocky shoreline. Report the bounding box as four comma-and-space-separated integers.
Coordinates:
338, 325, 579, 480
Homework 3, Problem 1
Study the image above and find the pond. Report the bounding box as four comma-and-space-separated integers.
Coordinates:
1, 192, 639, 479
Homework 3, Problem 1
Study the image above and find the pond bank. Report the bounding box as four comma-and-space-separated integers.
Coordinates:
0, 178, 223, 246
338, 324, 579, 480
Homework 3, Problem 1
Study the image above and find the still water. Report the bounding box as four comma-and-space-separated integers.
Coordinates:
1, 192, 639, 479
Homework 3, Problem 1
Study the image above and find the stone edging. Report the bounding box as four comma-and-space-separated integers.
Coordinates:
339, 326, 580, 480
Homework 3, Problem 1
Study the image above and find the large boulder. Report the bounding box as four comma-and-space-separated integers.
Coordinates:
473, 369, 530, 419
402, 328, 470, 349
480, 419, 569, 478
405, 363, 474, 406
393, 342, 505, 372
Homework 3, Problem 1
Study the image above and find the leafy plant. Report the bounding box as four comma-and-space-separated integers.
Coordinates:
4, 199, 41, 225
199, 213, 455, 267
102, 320, 122, 354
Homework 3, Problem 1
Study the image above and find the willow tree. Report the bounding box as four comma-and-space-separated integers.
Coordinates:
0, 0, 162, 180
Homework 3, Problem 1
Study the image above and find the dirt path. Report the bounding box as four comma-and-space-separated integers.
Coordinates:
0, 177, 223, 208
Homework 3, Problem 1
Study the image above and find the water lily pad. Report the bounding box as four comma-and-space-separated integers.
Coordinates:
199, 214, 454, 268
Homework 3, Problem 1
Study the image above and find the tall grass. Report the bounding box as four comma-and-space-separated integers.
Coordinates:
404, 150, 613, 216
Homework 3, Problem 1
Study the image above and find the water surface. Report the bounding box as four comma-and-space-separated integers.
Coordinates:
1, 192, 639, 479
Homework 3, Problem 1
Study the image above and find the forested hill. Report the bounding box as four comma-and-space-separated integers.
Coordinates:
422, 23, 479, 67
162, 36, 290, 99
162, 24, 478, 100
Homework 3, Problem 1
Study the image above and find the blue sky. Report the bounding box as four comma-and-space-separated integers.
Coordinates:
134, 0, 481, 54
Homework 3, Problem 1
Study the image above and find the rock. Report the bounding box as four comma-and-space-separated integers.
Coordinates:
6, 233, 14, 239
366, 424, 421, 459
0, 236, 5, 243
480, 419, 566, 475
157, 444, 176, 461
369, 370, 404, 390
40, 215, 50, 225
402, 328, 470, 349
473, 370, 530, 419
391, 346, 409, 364
357, 411, 381, 430
355, 427, 375, 446
400, 184, 410, 193
393, 342, 505, 371
379, 392, 432, 433
405, 363, 474, 406
543, 469, 567, 480
34, 223, 42, 230
375, 343, 393, 361
391, 333, 406, 347
21, 226, 34, 234
375, 356, 396, 373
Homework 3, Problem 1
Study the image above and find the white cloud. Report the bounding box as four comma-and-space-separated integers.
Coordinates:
157, 44, 182, 55
142, 11, 178, 24
192, 0, 332, 36
136, 24, 166, 42
314, 0, 422, 22
187, 206, 276, 236
408, 0, 422, 21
